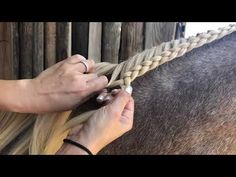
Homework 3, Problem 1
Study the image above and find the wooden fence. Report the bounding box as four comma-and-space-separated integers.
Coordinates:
0, 22, 185, 80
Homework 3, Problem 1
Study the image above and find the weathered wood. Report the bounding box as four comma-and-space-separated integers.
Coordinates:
0, 23, 12, 79
119, 22, 144, 62
56, 22, 72, 62
102, 22, 121, 64
32, 22, 44, 77
11, 22, 20, 79
88, 22, 102, 63
175, 22, 186, 39
19, 22, 33, 79
45, 22, 56, 68
145, 22, 177, 49
72, 22, 89, 58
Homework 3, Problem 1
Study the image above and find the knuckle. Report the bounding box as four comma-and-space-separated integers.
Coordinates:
74, 54, 80, 58
100, 75, 108, 85
61, 62, 70, 71
73, 54, 83, 60
89, 59, 95, 68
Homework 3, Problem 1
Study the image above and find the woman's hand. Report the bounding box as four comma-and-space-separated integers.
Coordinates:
1, 54, 108, 113
57, 89, 134, 155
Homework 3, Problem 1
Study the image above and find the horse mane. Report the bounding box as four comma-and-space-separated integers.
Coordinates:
0, 24, 235, 154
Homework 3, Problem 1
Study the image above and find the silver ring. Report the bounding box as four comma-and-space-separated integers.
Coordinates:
78, 60, 88, 73
66, 57, 89, 73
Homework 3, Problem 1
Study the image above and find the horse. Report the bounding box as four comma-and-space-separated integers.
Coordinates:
71, 31, 236, 154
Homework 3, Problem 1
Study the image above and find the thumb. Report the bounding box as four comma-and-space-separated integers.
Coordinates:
107, 90, 131, 114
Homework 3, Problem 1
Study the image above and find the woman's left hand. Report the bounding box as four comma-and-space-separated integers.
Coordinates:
15, 54, 108, 113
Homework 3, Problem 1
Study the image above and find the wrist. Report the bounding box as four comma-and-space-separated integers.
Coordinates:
56, 143, 90, 155
0, 79, 35, 113
74, 133, 101, 155
15, 79, 36, 113
64, 133, 102, 155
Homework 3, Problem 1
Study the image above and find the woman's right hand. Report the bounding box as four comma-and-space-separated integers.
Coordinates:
58, 89, 134, 155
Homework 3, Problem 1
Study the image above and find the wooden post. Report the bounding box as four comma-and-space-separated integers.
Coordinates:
56, 22, 72, 62
11, 22, 20, 79
0, 22, 19, 80
72, 22, 89, 58
88, 22, 102, 63
45, 22, 56, 68
145, 22, 177, 49
102, 22, 121, 64
175, 22, 186, 39
32, 22, 44, 77
19, 22, 33, 79
119, 22, 144, 62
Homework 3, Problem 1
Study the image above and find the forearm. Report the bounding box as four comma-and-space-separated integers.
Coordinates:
0, 79, 34, 113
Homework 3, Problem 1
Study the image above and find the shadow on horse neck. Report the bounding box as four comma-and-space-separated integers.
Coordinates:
73, 32, 236, 154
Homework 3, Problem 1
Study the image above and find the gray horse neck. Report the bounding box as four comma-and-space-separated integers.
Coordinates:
98, 32, 236, 154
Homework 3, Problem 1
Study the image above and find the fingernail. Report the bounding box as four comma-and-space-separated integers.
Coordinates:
96, 95, 105, 103
111, 89, 120, 95
101, 88, 108, 93
124, 85, 133, 95
104, 95, 112, 102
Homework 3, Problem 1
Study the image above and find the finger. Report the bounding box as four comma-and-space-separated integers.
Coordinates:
66, 54, 86, 64
96, 90, 108, 103
103, 94, 113, 102
81, 73, 98, 82
87, 58, 96, 73
103, 89, 121, 104
86, 59, 95, 73
121, 97, 134, 118
75, 59, 95, 74
111, 89, 120, 96
97, 88, 119, 103
120, 98, 134, 128
99, 88, 108, 94
66, 55, 95, 73
85, 75, 108, 94
108, 90, 131, 113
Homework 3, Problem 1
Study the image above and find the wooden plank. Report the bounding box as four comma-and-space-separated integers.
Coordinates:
11, 22, 20, 79
0, 22, 11, 79
102, 22, 122, 64
72, 22, 89, 58
175, 22, 186, 39
88, 22, 102, 63
0, 22, 19, 80
145, 22, 177, 49
119, 22, 144, 62
0, 23, 5, 79
56, 22, 72, 62
19, 22, 33, 79
45, 22, 56, 68
0, 22, 14, 79
32, 22, 44, 77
